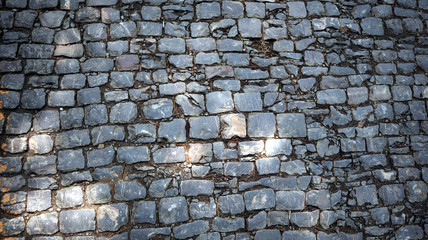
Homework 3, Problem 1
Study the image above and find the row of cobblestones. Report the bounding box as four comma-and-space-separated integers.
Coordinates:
0, 0, 428, 239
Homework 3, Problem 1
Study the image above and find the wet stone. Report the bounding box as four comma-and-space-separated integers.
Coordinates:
114, 180, 146, 201
55, 59, 82, 74
60, 209, 96, 234
19, 44, 53, 59
29, 0, 58, 9
55, 28, 81, 45
97, 203, 129, 232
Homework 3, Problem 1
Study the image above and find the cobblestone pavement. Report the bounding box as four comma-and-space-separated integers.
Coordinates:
0, 0, 428, 239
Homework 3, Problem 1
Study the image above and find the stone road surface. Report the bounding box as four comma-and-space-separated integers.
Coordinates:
0, 0, 428, 239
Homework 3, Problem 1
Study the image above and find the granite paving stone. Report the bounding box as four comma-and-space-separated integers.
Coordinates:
1, 1, 427, 238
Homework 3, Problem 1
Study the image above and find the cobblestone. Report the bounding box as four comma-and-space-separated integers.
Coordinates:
0, 1, 427, 239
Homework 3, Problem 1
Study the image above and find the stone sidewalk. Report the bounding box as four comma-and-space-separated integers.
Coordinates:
0, 0, 428, 239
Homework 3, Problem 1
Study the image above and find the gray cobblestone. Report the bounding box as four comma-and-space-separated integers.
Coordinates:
1, 1, 427, 238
